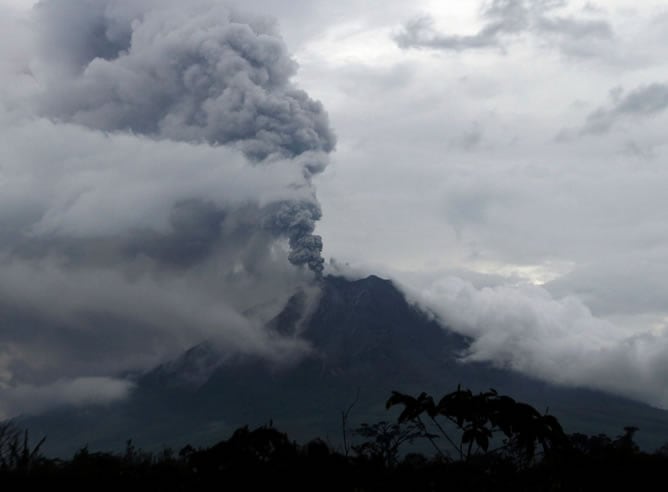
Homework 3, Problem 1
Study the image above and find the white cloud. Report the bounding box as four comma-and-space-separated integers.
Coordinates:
398, 274, 668, 408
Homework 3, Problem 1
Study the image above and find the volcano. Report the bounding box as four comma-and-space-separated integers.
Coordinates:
18, 275, 668, 457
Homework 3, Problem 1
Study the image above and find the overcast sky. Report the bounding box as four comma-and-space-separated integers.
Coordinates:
2, 0, 668, 414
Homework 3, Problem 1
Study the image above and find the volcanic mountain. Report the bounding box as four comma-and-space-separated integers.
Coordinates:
19, 275, 668, 457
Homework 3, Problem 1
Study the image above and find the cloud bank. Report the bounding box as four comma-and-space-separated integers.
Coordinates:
397, 275, 668, 408
0, 378, 135, 420
0, 0, 335, 416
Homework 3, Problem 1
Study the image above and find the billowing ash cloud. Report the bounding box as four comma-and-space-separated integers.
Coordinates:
0, 0, 335, 416
34, 0, 335, 161
29, 0, 334, 273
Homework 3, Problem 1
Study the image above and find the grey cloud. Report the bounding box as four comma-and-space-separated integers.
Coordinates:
609, 83, 668, 114
546, 254, 668, 318
535, 14, 611, 39
0, 108, 317, 383
450, 122, 484, 151
621, 140, 656, 160
0, 377, 135, 419
328, 262, 525, 292
0, 116, 318, 245
393, 15, 517, 52
124, 199, 227, 267
394, 0, 529, 51
394, 0, 612, 55
578, 83, 668, 135
0, 256, 313, 386
479, 0, 532, 38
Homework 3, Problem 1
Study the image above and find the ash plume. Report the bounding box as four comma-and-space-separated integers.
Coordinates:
0, 0, 335, 415
30, 0, 334, 273
34, 0, 335, 160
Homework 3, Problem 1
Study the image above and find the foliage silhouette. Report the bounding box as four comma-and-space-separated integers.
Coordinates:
352, 420, 423, 467
0, 422, 46, 473
386, 386, 568, 465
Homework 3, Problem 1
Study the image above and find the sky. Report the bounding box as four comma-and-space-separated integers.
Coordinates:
2, 0, 668, 415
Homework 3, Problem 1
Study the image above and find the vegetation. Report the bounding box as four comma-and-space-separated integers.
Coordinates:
1, 386, 667, 490
386, 386, 568, 464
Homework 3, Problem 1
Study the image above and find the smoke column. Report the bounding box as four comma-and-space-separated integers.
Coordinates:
33, 0, 334, 273
0, 0, 336, 415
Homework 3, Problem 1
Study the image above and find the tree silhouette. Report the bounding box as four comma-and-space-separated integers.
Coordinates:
386, 386, 568, 466
0, 409, 664, 491
352, 420, 423, 467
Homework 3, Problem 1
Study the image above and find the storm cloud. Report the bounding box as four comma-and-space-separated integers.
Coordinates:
0, 0, 334, 416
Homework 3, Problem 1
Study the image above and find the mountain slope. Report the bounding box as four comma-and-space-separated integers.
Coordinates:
18, 275, 668, 457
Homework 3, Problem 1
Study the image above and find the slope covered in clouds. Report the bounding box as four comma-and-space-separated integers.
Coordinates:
298, 0, 668, 409
399, 275, 668, 408
0, 0, 334, 418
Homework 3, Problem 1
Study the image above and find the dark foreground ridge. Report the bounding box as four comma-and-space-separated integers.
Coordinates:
14, 275, 668, 457
3, 387, 668, 491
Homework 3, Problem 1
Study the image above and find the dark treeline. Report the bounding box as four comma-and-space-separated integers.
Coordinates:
2, 387, 668, 491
